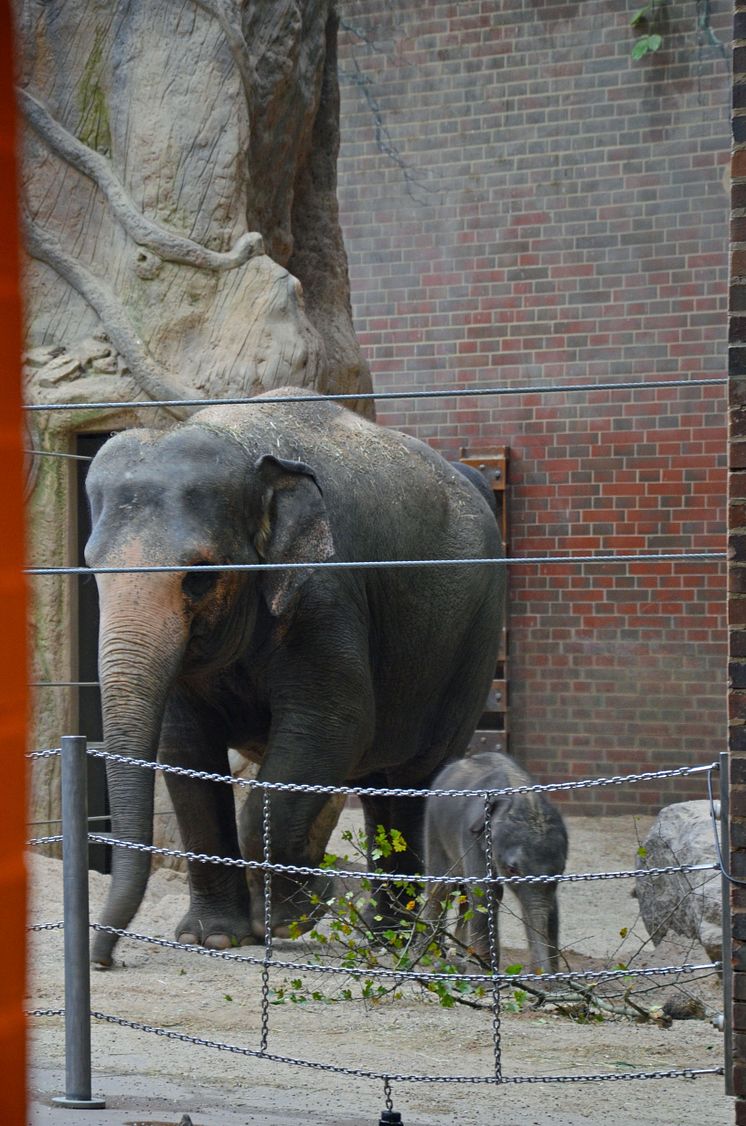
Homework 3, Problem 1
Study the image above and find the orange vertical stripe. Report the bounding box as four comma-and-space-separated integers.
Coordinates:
0, 4, 28, 1124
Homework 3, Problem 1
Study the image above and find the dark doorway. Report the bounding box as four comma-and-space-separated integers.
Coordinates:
76, 433, 110, 873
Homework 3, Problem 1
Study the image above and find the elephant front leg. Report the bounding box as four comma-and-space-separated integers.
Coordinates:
360, 791, 427, 934
161, 726, 255, 949
461, 847, 503, 966
466, 882, 502, 965
240, 638, 375, 940
239, 784, 336, 940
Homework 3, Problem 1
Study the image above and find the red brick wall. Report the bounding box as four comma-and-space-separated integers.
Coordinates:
729, 3, 746, 1110
729, 2, 746, 1107
336, 0, 730, 812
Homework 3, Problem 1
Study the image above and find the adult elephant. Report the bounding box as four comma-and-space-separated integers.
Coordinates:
85, 388, 504, 965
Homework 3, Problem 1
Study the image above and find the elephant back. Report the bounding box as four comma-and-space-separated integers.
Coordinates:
190, 388, 503, 566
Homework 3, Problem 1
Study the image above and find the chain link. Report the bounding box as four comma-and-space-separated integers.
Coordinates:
27, 920, 64, 933
81, 745, 717, 799
80, 830, 717, 892
27, 741, 726, 1095
260, 789, 272, 1054
482, 793, 502, 1081
84, 923, 719, 986
27, 1009, 717, 1087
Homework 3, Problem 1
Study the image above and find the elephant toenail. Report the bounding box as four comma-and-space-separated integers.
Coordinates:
204, 934, 233, 950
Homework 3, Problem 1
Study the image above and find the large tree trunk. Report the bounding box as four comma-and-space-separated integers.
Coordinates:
17, 0, 371, 846
18, 0, 370, 408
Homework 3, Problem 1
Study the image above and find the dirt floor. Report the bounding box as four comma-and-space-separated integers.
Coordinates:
27, 811, 732, 1125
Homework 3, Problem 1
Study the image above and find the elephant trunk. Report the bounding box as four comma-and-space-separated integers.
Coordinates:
91, 573, 188, 966
517, 884, 561, 976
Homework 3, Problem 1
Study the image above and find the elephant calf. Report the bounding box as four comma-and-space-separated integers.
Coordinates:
424, 751, 568, 973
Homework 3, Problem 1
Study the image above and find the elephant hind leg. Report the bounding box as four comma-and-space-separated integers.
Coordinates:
359, 790, 428, 933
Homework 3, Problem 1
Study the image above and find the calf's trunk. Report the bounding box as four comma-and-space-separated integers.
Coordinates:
517, 885, 561, 976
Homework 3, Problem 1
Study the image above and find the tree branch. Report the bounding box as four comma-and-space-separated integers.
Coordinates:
23, 210, 196, 419
19, 87, 263, 273
192, 0, 255, 115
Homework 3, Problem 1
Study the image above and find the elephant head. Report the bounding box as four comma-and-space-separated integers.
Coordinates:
479, 794, 566, 974
84, 423, 334, 963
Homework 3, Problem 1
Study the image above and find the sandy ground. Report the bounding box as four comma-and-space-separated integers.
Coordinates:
27, 811, 732, 1126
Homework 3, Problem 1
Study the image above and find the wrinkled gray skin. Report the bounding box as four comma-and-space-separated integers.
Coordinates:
85, 388, 504, 965
424, 751, 568, 973
450, 462, 497, 517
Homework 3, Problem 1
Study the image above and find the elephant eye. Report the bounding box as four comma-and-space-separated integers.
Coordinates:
182, 570, 219, 601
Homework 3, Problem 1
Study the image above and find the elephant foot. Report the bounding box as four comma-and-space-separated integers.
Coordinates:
176, 906, 257, 950
249, 872, 335, 941
91, 929, 117, 969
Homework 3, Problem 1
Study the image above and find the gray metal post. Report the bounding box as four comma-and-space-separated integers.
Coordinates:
721, 750, 733, 1098
51, 736, 106, 1110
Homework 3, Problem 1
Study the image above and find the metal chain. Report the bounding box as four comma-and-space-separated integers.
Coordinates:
81, 745, 717, 800
260, 789, 273, 1054
27, 920, 63, 933
482, 794, 502, 1082
29, 1009, 718, 1087
83, 923, 719, 987
77, 830, 717, 890
26, 744, 725, 1095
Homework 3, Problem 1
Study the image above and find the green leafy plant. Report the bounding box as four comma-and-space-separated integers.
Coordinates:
268, 821, 719, 1026
503, 964, 529, 1013
270, 825, 492, 1010
630, 2, 665, 60
629, 0, 727, 65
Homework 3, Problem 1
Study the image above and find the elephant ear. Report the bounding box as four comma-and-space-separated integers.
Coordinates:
254, 454, 335, 616
469, 795, 511, 836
